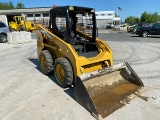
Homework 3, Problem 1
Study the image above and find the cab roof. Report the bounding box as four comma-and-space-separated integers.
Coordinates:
51, 5, 95, 13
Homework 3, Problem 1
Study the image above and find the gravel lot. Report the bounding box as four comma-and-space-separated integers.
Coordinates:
0, 31, 160, 120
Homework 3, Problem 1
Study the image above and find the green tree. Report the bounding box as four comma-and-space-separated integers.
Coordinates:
151, 12, 159, 23
125, 16, 139, 23
16, 3, 25, 9
134, 17, 140, 23
140, 11, 148, 22
9, 2, 14, 9
140, 11, 160, 23
125, 11, 160, 24
0, 2, 14, 10
158, 16, 160, 22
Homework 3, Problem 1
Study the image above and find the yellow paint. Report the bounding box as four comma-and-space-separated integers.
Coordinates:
40, 56, 47, 71
9, 16, 36, 32
55, 64, 65, 83
36, 24, 113, 82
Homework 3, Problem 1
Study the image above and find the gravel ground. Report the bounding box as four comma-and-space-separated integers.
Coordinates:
0, 31, 160, 120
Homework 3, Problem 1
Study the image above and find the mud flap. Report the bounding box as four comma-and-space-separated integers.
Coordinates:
73, 62, 144, 119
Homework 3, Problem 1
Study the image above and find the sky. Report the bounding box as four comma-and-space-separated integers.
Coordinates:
1, 0, 160, 22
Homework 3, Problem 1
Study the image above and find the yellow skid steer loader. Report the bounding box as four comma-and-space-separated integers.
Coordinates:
36, 5, 144, 119
9, 16, 36, 32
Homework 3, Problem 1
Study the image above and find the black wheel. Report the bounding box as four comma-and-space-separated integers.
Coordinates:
0, 34, 7, 43
142, 31, 148, 37
39, 50, 54, 75
19, 27, 26, 31
54, 57, 74, 88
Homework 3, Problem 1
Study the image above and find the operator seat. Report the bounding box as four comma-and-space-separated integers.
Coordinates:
64, 31, 83, 51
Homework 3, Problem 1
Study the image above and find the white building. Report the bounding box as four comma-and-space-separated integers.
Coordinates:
0, 7, 50, 26
0, 7, 120, 28
96, 11, 120, 28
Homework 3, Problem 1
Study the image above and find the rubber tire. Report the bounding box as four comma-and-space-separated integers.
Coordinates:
0, 34, 7, 43
39, 50, 54, 75
19, 27, 26, 31
54, 58, 73, 88
142, 31, 148, 37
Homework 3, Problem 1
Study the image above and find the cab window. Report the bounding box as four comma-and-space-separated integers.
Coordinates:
0, 23, 6, 28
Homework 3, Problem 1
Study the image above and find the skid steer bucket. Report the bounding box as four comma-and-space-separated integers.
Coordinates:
73, 62, 144, 119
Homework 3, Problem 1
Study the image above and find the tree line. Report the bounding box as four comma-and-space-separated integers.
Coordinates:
0, 2, 25, 10
125, 11, 160, 24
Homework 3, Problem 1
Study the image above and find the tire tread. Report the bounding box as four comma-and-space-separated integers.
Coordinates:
54, 57, 73, 88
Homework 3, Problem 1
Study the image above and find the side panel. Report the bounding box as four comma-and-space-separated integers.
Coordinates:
36, 24, 80, 79
96, 38, 113, 66
36, 31, 44, 60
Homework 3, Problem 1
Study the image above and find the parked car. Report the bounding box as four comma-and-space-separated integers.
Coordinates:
127, 22, 138, 33
136, 23, 160, 37
0, 21, 10, 43
113, 24, 127, 31
106, 24, 114, 29
127, 25, 134, 32
106, 24, 111, 29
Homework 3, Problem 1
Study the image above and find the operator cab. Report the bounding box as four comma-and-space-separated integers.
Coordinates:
49, 6, 98, 55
